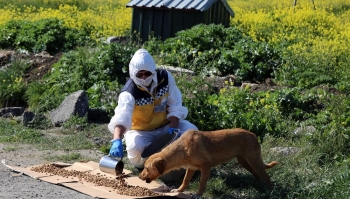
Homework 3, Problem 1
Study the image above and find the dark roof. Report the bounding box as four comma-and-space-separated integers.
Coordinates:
126, 0, 235, 17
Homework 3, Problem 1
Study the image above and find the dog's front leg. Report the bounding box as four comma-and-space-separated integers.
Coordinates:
172, 169, 196, 192
196, 167, 211, 196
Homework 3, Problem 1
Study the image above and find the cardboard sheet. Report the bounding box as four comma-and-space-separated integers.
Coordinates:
2, 160, 190, 199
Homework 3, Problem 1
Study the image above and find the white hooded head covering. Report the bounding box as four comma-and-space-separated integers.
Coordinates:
129, 49, 157, 89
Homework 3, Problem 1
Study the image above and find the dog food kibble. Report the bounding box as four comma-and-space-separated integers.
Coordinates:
30, 164, 164, 197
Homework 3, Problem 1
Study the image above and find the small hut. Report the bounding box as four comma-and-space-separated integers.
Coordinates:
126, 0, 235, 42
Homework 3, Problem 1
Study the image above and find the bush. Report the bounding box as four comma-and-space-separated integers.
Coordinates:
179, 77, 327, 138
24, 81, 46, 109
145, 24, 282, 82
0, 60, 29, 108
176, 74, 220, 131
27, 43, 138, 114
0, 18, 94, 54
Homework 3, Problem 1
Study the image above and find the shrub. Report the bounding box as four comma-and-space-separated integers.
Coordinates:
0, 60, 29, 108
176, 74, 220, 131
0, 18, 94, 54
179, 77, 326, 138
145, 24, 282, 82
28, 43, 138, 113
24, 81, 46, 109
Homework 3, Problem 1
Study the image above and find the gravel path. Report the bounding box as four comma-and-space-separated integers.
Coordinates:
0, 143, 101, 199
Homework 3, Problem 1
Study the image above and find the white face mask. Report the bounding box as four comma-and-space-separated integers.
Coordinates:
135, 75, 154, 87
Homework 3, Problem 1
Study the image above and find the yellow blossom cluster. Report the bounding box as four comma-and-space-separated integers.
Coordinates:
227, 0, 349, 11
0, 0, 131, 40
228, 0, 350, 71
0, 0, 349, 50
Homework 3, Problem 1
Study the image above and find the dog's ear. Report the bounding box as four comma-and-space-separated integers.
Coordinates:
152, 157, 166, 175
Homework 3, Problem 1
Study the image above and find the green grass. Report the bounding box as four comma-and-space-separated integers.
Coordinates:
0, 119, 43, 143
0, 117, 109, 151
44, 152, 89, 163
1, 100, 350, 198
2, 146, 17, 152
36, 135, 94, 150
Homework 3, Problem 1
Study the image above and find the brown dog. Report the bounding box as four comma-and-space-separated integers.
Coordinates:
139, 128, 278, 197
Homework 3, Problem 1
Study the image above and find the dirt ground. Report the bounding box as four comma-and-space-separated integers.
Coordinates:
0, 50, 63, 84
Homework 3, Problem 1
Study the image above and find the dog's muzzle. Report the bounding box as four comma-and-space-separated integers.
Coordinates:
146, 178, 151, 183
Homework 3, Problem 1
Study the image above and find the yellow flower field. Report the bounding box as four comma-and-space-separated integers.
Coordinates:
0, 0, 131, 40
0, 0, 349, 63
228, 0, 350, 73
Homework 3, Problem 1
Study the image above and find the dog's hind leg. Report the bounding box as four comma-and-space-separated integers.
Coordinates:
247, 159, 272, 187
257, 169, 272, 188
237, 157, 260, 180
244, 154, 273, 188
173, 169, 196, 193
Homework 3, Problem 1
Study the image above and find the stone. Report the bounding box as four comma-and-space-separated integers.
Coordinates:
0, 107, 24, 117
22, 111, 35, 126
270, 147, 300, 156
49, 90, 89, 127
293, 126, 316, 135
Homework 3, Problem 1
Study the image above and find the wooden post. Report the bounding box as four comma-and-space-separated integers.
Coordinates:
311, 0, 316, 10
293, 0, 316, 10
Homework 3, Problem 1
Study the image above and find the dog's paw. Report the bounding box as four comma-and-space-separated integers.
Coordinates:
190, 193, 203, 199
170, 188, 180, 193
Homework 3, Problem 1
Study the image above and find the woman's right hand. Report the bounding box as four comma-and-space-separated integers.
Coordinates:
109, 139, 124, 157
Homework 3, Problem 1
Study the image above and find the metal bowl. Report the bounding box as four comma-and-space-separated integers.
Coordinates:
99, 155, 124, 175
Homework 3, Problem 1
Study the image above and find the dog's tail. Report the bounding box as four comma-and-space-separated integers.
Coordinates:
265, 161, 278, 169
